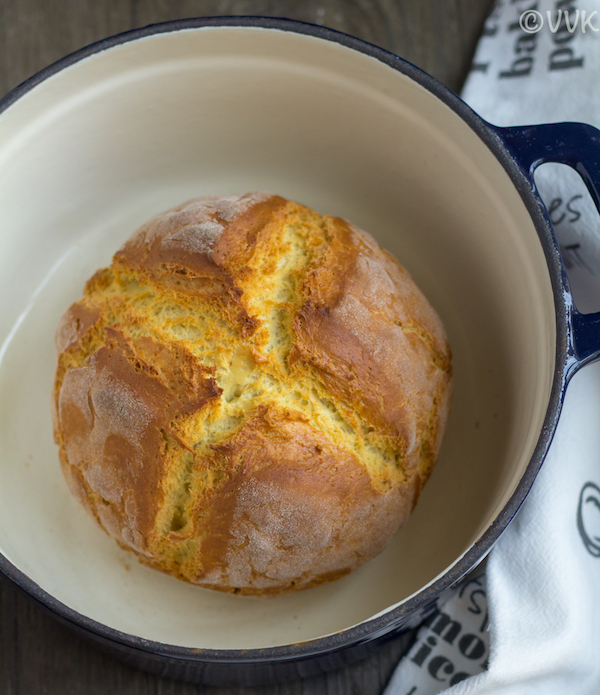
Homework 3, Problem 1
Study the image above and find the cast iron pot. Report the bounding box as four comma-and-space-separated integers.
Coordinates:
0, 17, 599, 686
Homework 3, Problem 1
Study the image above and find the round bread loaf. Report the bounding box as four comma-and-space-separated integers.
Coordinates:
52, 193, 452, 596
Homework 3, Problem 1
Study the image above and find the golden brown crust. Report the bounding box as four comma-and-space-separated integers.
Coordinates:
53, 192, 452, 596
192, 411, 415, 595
293, 216, 451, 472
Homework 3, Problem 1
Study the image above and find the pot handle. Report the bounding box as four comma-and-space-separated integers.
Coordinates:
496, 122, 600, 371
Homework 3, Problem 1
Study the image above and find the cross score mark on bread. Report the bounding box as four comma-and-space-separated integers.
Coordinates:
52, 193, 452, 596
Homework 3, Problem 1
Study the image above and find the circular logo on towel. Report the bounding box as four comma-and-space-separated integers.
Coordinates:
577, 482, 600, 557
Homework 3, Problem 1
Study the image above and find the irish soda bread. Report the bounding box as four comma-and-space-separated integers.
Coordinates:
52, 193, 452, 596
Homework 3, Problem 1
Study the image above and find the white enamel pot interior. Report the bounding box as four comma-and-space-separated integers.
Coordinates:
0, 18, 564, 684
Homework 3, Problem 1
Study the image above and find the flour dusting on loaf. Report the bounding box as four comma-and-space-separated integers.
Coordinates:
52, 192, 452, 596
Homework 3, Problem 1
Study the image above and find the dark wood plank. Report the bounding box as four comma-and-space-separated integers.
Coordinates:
0, 0, 493, 692
0, 0, 492, 98
0, 0, 134, 98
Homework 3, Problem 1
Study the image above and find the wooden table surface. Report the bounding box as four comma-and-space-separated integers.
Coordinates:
0, 1, 493, 693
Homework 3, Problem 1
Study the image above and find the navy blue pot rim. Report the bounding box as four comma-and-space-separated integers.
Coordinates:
1, 14, 598, 676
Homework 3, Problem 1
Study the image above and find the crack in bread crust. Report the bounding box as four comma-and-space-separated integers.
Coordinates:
53, 193, 452, 596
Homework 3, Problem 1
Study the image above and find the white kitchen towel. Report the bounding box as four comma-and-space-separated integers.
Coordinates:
463, 0, 600, 314
386, 1, 600, 693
